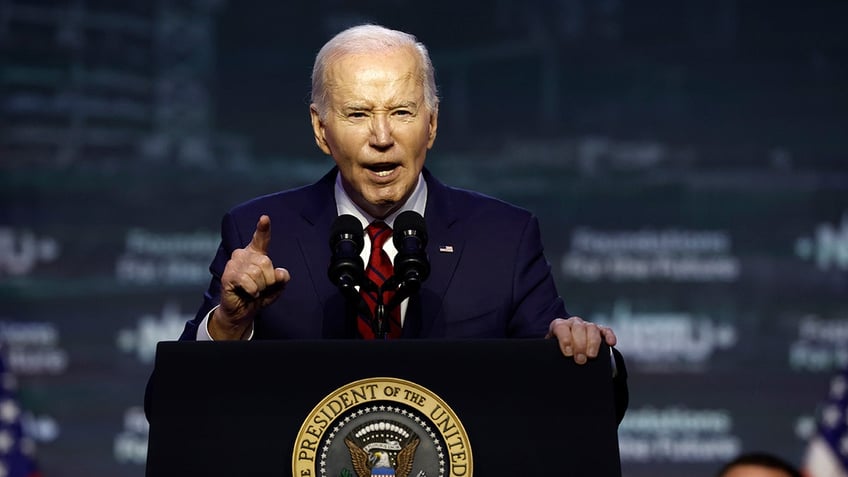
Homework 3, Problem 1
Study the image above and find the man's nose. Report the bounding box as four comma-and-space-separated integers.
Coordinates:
369, 114, 394, 149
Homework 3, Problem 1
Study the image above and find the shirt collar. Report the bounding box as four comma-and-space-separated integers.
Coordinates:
334, 171, 428, 229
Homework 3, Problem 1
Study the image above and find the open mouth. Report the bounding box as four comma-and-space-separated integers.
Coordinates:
366, 163, 399, 178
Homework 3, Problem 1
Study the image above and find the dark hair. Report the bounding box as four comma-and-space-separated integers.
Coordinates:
716, 452, 802, 477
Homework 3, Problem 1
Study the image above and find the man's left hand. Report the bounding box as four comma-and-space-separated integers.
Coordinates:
546, 316, 617, 365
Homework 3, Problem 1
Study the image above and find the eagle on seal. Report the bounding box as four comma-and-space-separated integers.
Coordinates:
344, 437, 420, 477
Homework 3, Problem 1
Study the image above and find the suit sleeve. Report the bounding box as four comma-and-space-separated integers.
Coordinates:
506, 214, 568, 337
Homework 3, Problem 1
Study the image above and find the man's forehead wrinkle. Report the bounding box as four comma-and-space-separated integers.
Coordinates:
327, 61, 419, 87
340, 97, 420, 109
322, 50, 425, 114
330, 85, 423, 112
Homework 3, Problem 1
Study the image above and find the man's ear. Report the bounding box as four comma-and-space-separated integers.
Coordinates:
310, 104, 332, 155
426, 104, 439, 149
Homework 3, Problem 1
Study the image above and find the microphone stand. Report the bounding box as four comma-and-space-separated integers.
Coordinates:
384, 276, 416, 312
360, 275, 414, 340
336, 275, 361, 304
376, 274, 424, 339
357, 278, 391, 339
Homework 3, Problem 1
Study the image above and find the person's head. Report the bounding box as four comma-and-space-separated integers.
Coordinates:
309, 24, 439, 219
716, 452, 802, 477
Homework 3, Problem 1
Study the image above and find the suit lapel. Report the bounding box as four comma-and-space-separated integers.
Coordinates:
406, 169, 464, 337
294, 168, 351, 337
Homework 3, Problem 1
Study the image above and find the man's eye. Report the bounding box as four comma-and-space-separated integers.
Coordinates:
393, 109, 412, 116
348, 112, 367, 118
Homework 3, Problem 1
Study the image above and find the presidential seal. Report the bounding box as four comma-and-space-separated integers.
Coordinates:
293, 377, 473, 477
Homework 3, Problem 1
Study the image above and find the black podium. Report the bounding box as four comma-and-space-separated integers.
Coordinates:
145, 339, 621, 476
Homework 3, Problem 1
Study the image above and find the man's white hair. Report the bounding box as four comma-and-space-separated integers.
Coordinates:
311, 24, 439, 119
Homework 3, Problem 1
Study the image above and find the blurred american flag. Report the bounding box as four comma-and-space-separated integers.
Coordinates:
804, 370, 848, 477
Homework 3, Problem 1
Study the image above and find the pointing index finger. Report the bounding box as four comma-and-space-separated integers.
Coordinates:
248, 215, 272, 253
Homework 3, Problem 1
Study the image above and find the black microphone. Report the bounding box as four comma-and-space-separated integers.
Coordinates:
328, 214, 365, 296
392, 210, 430, 292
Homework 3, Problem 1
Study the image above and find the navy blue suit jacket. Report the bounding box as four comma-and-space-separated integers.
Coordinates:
178, 167, 628, 421
181, 167, 567, 340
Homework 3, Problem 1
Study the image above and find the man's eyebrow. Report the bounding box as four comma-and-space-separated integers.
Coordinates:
389, 97, 418, 106
341, 102, 371, 111
391, 100, 419, 109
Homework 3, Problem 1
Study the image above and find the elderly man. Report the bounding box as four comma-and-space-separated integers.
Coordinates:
180, 24, 627, 417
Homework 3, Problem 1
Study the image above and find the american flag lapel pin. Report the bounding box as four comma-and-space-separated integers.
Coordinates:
439, 245, 454, 253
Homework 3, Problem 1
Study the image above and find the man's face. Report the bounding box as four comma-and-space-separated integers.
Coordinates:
722, 465, 794, 477
310, 47, 438, 219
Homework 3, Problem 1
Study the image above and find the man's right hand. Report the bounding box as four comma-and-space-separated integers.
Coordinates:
210, 214, 291, 340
